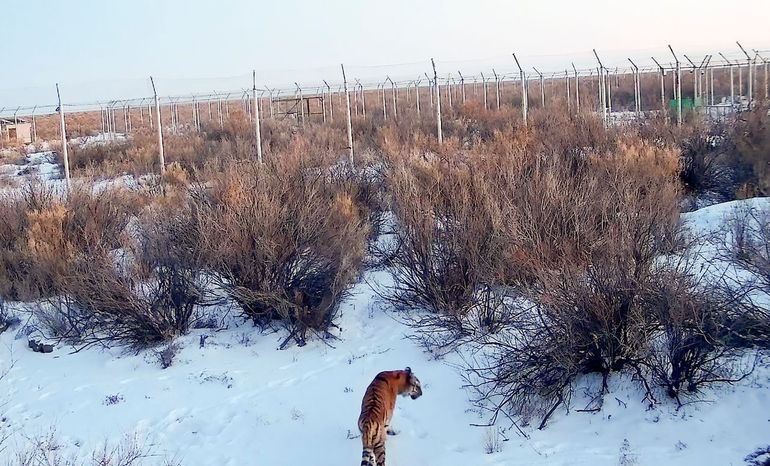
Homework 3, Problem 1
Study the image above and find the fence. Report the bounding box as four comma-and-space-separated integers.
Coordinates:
1, 42, 769, 187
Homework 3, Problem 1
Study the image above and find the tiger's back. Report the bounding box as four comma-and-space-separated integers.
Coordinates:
358, 367, 422, 466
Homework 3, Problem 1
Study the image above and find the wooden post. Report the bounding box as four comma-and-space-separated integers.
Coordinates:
341, 64, 354, 166
149, 77, 165, 180
431, 58, 442, 144
493, 69, 501, 110
55, 83, 71, 190
458, 71, 466, 104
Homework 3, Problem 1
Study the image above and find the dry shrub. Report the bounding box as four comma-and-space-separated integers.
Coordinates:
678, 125, 736, 202
53, 192, 208, 348
717, 203, 770, 347
643, 266, 753, 405
469, 143, 684, 427
0, 183, 141, 301
163, 161, 190, 187
0, 181, 208, 348
731, 104, 770, 196
390, 138, 746, 427
194, 156, 370, 348
385, 152, 516, 348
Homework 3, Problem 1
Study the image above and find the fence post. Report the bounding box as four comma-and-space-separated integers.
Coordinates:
323, 81, 333, 122
55, 83, 71, 191
458, 71, 466, 104
252, 71, 263, 164
533, 67, 545, 108
592, 50, 607, 124
386, 76, 397, 120
628, 58, 640, 116
359, 81, 367, 119
431, 58, 443, 144
492, 69, 501, 110
755, 51, 769, 100
651, 57, 667, 121
341, 64, 354, 166
425, 73, 433, 108
668, 45, 682, 125
149, 77, 165, 182
379, 84, 387, 120
737, 42, 753, 106
415, 79, 421, 116
481, 72, 488, 110
31, 105, 38, 143
512, 53, 527, 125
572, 63, 580, 114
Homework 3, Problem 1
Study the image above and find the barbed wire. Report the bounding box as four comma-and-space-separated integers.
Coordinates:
1, 43, 768, 119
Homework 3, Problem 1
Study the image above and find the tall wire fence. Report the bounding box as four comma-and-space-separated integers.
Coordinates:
1, 42, 769, 184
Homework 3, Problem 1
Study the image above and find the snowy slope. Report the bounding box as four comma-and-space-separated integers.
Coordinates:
0, 200, 769, 466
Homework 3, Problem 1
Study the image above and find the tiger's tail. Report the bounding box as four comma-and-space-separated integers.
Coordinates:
361, 448, 376, 466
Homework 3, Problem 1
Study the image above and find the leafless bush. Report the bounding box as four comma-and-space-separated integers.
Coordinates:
730, 104, 770, 197
678, 125, 736, 203
0, 183, 142, 302
745, 445, 770, 466
49, 196, 209, 349
0, 184, 209, 349
383, 153, 523, 351
456, 143, 698, 428
9, 429, 155, 466
193, 156, 369, 348
643, 265, 755, 405
482, 427, 504, 454
718, 203, 770, 347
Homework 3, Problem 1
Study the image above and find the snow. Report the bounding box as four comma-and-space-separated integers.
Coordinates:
1, 197, 769, 465
71, 133, 127, 148
0, 151, 62, 190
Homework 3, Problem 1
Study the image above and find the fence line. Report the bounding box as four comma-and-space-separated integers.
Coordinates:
1, 43, 769, 178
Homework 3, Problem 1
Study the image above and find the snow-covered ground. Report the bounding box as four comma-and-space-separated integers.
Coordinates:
0, 193, 768, 465
0, 151, 62, 191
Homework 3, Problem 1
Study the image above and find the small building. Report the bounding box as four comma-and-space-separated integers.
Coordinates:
0, 118, 33, 144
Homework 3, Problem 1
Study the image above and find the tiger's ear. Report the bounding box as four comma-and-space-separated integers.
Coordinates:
405, 366, 412, 374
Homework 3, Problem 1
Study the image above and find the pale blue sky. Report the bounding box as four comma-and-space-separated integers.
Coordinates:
1, 0, 768, 109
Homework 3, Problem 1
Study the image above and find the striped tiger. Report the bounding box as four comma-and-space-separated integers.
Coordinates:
358, 367, 423, 466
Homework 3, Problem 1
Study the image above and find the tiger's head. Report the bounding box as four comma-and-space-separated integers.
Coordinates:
401, 367, 423, 400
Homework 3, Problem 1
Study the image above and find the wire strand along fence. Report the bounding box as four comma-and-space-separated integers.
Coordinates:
1, 43, 769, 186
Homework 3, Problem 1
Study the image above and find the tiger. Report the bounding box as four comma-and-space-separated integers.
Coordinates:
358, 367, 423, 466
